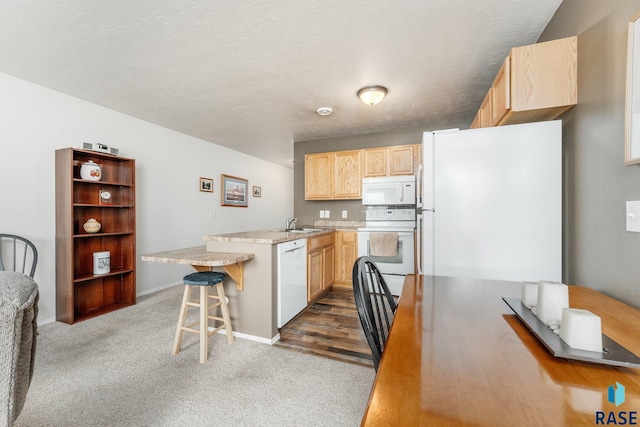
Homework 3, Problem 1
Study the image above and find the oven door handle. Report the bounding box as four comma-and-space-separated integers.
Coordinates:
358, 230, 415, 235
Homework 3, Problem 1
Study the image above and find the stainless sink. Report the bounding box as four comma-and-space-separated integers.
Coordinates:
281, 228, 323, 233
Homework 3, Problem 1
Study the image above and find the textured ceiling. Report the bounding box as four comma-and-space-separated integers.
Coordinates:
0, 1, 562, 168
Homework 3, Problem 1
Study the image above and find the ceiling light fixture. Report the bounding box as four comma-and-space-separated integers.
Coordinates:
316, 107, 333, 116
357, 85, 388, 106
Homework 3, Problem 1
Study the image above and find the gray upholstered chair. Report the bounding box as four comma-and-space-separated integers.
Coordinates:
0, 271, 39, 425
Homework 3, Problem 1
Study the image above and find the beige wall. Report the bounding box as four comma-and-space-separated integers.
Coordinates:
541, 1, 640, 307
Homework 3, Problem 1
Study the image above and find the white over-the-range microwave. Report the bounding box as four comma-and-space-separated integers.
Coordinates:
361, 175, 416, 206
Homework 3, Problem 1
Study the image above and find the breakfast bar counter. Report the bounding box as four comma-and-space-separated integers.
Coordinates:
141, 246, 253, 290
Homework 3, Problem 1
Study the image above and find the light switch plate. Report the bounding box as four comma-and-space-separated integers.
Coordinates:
320, 210, 325, 218
342, 210, 348, 219
626, 201, 640, 232
324, 210, 330, 218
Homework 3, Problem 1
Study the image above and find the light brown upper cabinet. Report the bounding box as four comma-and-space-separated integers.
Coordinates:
305, 150, 361, 200
305, 144, 421, 200
305, 152, 333, 199
362, 148, 388, 177
491, 57, 510, 125
362, 145, 417, 178
471, 36, 577, 128
333, 150, 362, 199
477, 88, 493, 127
388, 145, 415, 175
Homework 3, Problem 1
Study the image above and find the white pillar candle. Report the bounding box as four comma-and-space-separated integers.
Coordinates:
536, 281, 569, 328
521, 282, 539, 309
559, 308, 603, 352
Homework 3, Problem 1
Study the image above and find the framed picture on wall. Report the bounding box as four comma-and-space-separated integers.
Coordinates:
221, 174, 248, 207
200, 177, 213, 192
626, 12, 640, 165
253, 186, 262, 198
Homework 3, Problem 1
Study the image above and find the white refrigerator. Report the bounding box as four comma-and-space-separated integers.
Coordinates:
417, 120, 562, 282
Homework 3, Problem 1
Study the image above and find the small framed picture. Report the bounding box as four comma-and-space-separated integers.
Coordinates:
253, 186, 262, 198
99, 189, 113, 205
221, 174, 248, 207
200, 177, 213, 193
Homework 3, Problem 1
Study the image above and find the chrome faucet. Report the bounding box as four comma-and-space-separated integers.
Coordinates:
285, 217, 297, 230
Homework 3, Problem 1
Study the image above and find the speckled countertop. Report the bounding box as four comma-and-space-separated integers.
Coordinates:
141, 246, 254, 266
313, 220, 364, 230
203, 228, 332, 244
203, 221, 364, 245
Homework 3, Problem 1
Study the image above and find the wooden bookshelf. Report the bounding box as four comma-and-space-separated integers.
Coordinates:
55, 148, 136, 323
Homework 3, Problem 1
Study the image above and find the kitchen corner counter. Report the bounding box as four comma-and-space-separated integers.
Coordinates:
203, 228, 334, 245
194, 225, 361, 342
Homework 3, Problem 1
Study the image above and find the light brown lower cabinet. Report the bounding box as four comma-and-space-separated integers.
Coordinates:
307, 233, 335, 302
334, 231, 358, 288
323, 246, 335, 290
307, 250, 324, 302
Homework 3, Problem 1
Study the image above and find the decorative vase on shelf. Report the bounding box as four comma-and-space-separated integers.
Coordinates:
83, 218, 101, 234
80, 160, 102, 181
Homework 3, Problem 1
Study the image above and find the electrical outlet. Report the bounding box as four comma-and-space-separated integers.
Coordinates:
208, 211, 216, 219
342, 210, 348, 219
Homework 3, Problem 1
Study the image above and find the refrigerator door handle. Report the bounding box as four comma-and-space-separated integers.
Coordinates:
416, 213, 422, 274
416, 164, 423, 208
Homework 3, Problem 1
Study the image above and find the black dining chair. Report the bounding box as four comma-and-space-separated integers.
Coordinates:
352, 256, 397, 371
0, 234, 38, 278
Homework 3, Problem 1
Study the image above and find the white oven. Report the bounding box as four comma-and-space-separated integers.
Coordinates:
357, 208, 416, 296
362, 175, 416, 206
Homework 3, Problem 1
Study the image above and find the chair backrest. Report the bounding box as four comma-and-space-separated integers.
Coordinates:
0, 234, 38, 278
352, 256, 397, 371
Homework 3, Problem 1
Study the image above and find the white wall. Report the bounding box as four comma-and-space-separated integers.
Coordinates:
0, 72, 294, 323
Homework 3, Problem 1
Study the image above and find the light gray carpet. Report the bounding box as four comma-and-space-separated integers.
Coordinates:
14, 285, 375, 427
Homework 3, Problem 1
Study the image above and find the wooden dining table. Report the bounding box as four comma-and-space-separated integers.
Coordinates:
361, 274, 640, 426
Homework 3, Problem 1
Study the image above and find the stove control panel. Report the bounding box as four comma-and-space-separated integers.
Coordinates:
365, 208, 415, 221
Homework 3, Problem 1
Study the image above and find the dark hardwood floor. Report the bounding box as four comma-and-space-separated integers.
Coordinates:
275, 287, 374, 368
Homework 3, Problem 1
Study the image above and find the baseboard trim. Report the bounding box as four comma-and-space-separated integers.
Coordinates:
137, 280, 182, 297
213, 328, 280, 345
43, 282, 281, 347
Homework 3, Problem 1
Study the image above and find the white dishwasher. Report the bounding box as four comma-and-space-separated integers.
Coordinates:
277, 238, 308, 328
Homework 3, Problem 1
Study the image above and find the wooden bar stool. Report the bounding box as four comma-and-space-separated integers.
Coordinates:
173, 271, 234, 363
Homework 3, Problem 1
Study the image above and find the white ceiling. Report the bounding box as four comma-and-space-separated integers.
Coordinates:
0, 1, 562, 168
